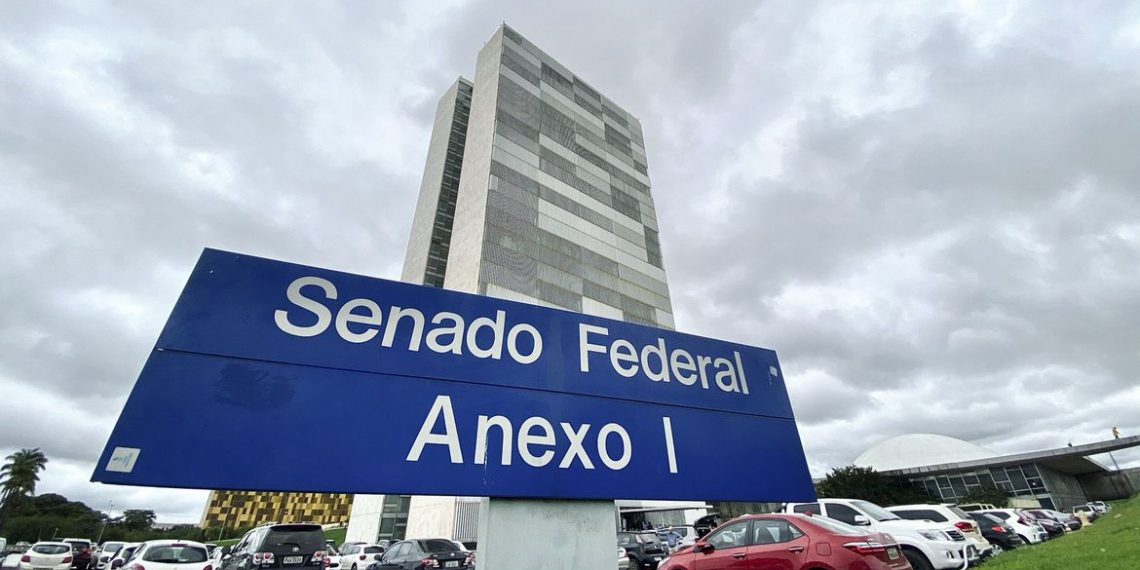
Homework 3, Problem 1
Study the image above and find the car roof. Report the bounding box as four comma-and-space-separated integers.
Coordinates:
139, 540, 208, 547
34, 542, 73, 547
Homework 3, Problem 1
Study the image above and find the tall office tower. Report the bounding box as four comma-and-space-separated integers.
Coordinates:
345, 24, 698, 549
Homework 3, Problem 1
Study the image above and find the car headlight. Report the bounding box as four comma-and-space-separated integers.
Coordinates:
918, 529, 947, 541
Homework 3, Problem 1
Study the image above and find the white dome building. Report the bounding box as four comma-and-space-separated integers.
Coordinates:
846, 432, 1140, 512
854, 434, 996, 472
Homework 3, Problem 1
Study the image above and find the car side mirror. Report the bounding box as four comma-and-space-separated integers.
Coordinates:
111, 560, 125, 569
853, 515, 871, 526
696, 543, 715, 554
222, 547, 232, 556
373, 555, 383, 561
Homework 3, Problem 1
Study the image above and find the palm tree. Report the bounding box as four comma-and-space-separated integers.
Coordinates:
1, 448, 49, 505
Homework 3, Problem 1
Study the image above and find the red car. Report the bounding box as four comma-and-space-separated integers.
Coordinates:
659, 514, 912, 570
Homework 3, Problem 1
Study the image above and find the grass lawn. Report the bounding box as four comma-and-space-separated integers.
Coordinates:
980, 495, 1139, 570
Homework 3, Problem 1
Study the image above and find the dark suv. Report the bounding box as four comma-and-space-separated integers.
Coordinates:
220, 523, 327, 570
617, 532, 667, 570
372, 539, 472, 570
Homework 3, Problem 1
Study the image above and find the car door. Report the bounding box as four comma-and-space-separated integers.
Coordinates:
398, 542, 423, 570
374, 544, 403, 570
693, 520, 752, 570
340, 546, 357, 570
746, 519, 808, 570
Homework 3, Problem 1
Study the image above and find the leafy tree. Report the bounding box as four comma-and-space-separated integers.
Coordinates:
0, 448, 49, 528
958, 484, 1009, 508
815, 465, 928, 506
121, 509, 157, 531
1, 448, 49, 504
0, 493, 103, 541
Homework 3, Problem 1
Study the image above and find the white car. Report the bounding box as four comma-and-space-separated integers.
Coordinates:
126, 541, 211, 570
978, 509, 1048, 544
336, 545, 386, 570
887, 504, 993, 559
656, 526, 698, 552
107, 544, 141, 570
783, 499, 977, 570
1087, 501, 1109, 514
19, 543, 74, 570
95, 543, 128, 570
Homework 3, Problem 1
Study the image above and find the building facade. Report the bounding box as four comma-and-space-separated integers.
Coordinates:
855, 433, 1140, 512
346, 24, 700, 545
199, 490, 353, 529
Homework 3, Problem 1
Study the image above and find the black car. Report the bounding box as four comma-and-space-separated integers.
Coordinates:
373, 539, 472, 570
617, 532, 668, 570
1021, 510, 1065, 538
220, 523, 327, 570
967, 512, 1023, 553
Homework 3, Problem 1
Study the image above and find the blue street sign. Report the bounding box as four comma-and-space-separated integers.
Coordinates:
93, 249, 816, 502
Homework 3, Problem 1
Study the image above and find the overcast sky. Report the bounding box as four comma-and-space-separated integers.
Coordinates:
3, 1, 1139, 523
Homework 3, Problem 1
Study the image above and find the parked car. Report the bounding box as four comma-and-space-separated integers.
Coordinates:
372, 539, 472, 570
338, 544, 386, 570
320, 543, 339, 570
955, 503, 997, 512
217, 523, 327, 570
966, 512, 1023, 554
1036, 509, 1082, 531
977, 509, 1048, 544
127, 541, 212, 570
19, 543, 75, 570
206, 547, 226, 570
1022, 510, 1065, 538
617, 547, 630, 570
61, 540, 92, 570
783, 499, 973, 570
693, 513, 723, 538
1071, 504, 1099, 522
94, 543, 127, 570
618, 532, 668, 570
106, 544, 140, 570
1087, 501, 1109, 514
886, 504, 992, 559
659, 513, 911, 570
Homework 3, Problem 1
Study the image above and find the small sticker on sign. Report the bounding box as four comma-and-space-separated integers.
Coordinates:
106, 447, 140, 473
769, 366, 779, 377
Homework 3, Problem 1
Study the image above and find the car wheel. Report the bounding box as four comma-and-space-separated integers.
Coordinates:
901, 549, 933, 570
1018, 534, 1030, 544
351, 565, 357, 570
990, 543, 1003, 555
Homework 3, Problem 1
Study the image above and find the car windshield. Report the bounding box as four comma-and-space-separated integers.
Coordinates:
33, 545, 72, 555
851, 501, 900, 521
141, 546, 208, 564
362, 547, 384, 554
802, 516, 865, 536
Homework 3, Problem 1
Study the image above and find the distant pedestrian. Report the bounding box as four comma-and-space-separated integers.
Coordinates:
1113, 426, 1121, 439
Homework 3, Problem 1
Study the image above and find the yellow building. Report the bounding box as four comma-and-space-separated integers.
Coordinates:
199, 491, 353, 529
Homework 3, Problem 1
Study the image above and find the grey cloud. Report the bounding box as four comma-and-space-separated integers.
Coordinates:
2, 0, 1139, 520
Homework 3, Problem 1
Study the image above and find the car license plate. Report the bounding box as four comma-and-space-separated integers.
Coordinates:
652, 557, 661, 561
887, 547, 899, 560
283, 557, 304, 565
444, 562, 459, 568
